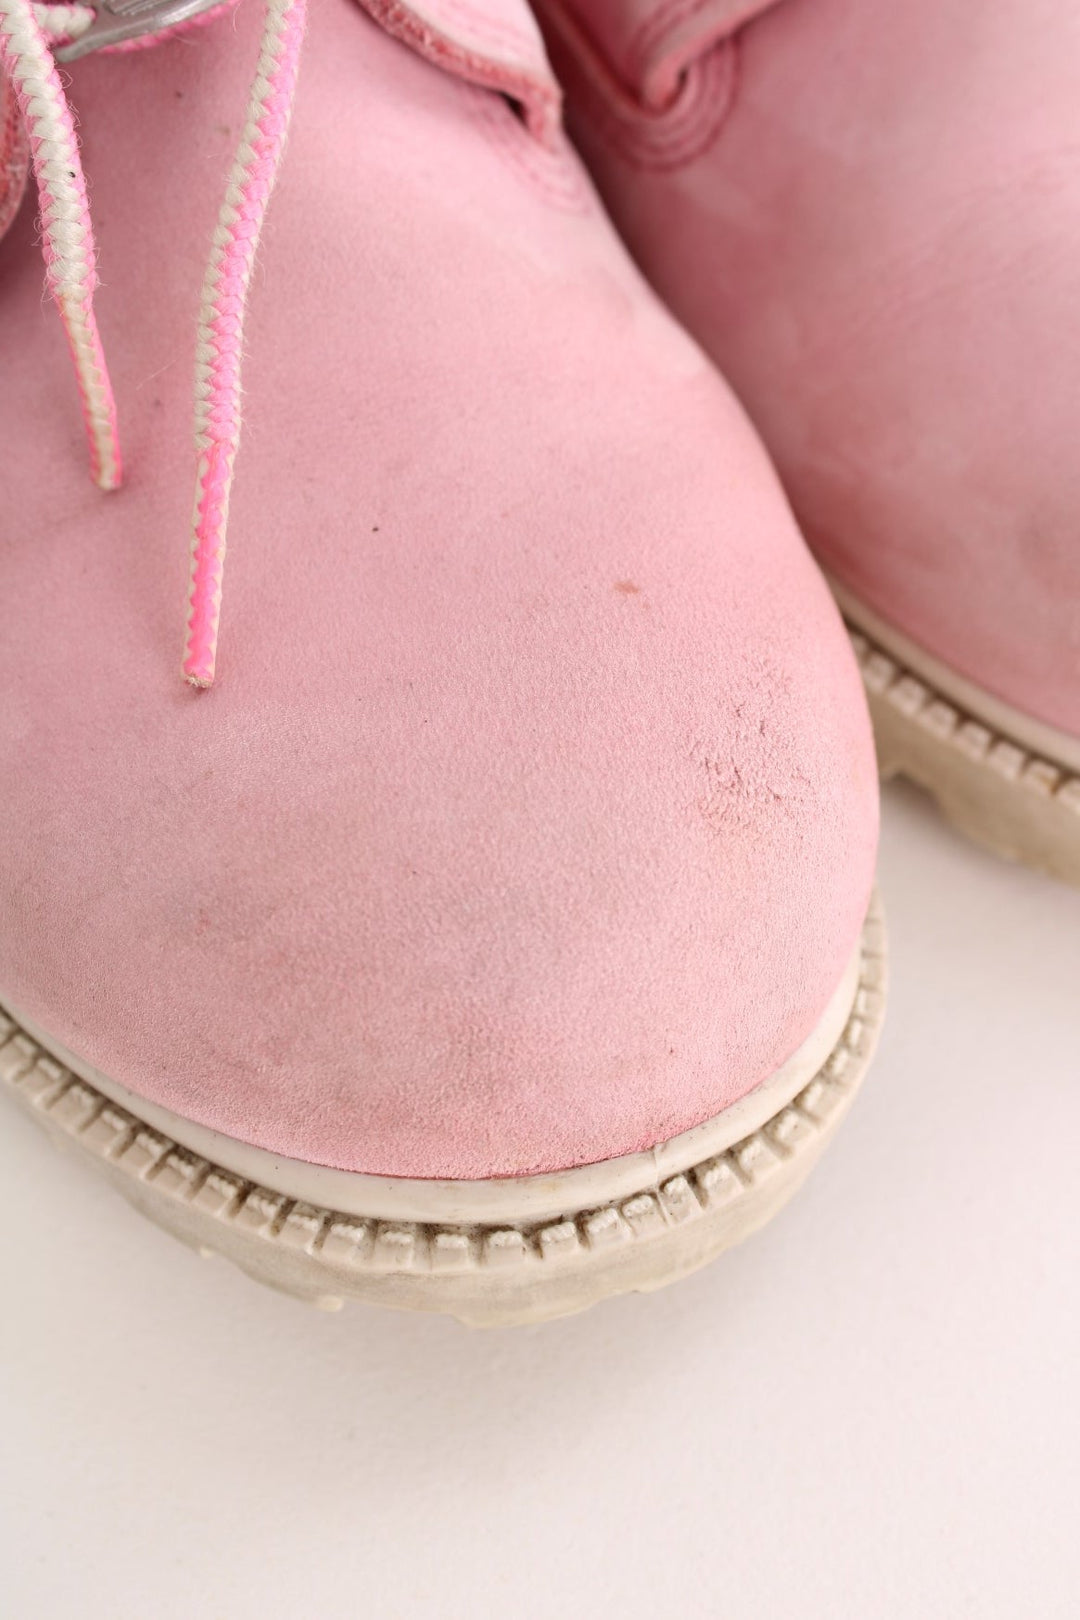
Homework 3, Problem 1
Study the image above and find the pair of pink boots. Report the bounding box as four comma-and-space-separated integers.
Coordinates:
1, 0, 1075, 1323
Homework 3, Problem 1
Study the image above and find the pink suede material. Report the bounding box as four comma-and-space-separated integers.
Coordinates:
0, 0, 876, 1178
542, 0, 1080, 738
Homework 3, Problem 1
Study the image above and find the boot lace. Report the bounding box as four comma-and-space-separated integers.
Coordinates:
0, 0, 308, 686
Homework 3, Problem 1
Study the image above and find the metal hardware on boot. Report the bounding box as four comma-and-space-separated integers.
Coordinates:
55, 0, 225, 62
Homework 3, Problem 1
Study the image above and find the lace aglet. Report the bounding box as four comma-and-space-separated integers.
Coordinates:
58, 294, 123, 493
182, 443, 229, 689
90, 448, 123, 493
182, 609, 220, 689
92, 449, 123, 494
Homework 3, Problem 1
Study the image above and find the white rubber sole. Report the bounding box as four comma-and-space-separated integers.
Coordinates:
0, 897, 885, 1326
836, 588, 1080, 888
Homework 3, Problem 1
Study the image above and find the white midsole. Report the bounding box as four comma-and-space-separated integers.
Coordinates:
831, 579, 1080, 774
4, 944, 860, 1225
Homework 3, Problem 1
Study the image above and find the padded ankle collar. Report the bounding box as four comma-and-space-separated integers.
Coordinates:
544, 0, 781, 109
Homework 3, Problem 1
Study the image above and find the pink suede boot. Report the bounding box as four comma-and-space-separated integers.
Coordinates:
536, 0, 1080, 885
0, 0, 882, 1323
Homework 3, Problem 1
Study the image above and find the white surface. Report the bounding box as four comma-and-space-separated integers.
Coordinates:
2, 780, 1078, 1619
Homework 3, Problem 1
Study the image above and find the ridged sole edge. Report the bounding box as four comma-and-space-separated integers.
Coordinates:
846, 623, 1080, 887
0, 898, 885, 1327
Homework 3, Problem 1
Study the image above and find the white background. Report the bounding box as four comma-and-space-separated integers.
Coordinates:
2, 780, 1078, 1619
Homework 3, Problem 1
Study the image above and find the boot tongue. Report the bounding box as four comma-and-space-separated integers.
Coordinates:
0, 70, 29, 246
557, 0, 780, 110
358, 0, 562, 143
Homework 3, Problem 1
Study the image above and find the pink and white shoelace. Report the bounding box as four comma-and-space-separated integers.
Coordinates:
0, 0, 308, 686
